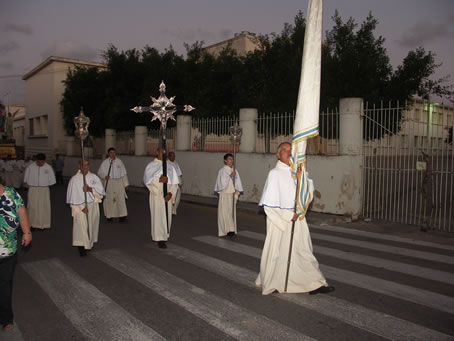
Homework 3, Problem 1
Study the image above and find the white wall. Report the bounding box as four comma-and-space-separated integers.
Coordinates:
63, 151, 362, 218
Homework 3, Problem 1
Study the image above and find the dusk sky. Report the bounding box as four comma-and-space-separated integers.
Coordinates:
1, 0, 453, 105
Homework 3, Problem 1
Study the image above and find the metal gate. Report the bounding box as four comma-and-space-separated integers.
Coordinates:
362, 99, 454, 232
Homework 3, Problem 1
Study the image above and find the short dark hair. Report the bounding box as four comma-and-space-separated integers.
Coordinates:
36, 153, 46, 161
277, 142, 291, 153
223, 153, 233, 160
107, 147, 116, 153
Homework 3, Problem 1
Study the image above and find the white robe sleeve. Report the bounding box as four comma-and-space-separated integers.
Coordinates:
48, 166, 56, 185
23, 165, 30, 184
214, 168, 231, 193
70, 203, 84, 217
122, 175, 129, 187
264, 207, 294, 232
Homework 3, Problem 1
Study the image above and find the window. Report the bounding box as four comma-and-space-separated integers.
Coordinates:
29, 115, 48, 137
29, 118, 34, 136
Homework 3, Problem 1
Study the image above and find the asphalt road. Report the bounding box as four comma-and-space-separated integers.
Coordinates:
2, 184, 454, 341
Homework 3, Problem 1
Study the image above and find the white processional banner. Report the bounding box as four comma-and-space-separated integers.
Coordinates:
290, 0, 323, 218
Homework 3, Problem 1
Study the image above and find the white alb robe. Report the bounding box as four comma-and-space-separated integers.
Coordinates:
214, 165, 243, 237
13, 159, 24, 188
255, 160, 327, 295
144, 159, 179, 241
23, 162, 56, 229
169, 160, 183, 215
4, 160, 15, 187
67, 171, 105, 249
97, 158, 129, 218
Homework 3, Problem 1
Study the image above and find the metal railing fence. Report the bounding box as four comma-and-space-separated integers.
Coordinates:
113, 128, 177, 156
190, 110, 339, 154
362, 100, 454, 232
191, 116, 240, 152
256, 110, 339, 154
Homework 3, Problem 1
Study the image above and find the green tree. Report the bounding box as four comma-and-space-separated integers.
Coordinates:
61, 66, 109, 137
60, 10, 452, 139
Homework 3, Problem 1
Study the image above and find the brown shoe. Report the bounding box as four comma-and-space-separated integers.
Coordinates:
2, 323, 14, 331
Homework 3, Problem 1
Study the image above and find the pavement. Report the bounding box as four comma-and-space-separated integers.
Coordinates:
179, 192, 454, 247
128, 186, 454, 247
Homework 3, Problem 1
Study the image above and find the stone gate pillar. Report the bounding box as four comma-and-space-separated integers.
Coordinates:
239, 108, 257, 153
339, 98, 363, 155
66, 136, 75, 156
176, 115, 192, 151
338, 97, 363, 220
135, 126, 147, 156
105, 128, 116, 154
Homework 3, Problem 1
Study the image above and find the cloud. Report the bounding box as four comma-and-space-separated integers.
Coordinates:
0, 41, 20, 55
3, 23, 33, 35
40, 41, 101, 62
161, 28, 233, 44
397, 20, 453, 47
0, 61, 14, 69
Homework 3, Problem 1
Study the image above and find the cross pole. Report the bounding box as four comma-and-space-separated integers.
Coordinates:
74, 108, 91, 240
131, 81, 195, 233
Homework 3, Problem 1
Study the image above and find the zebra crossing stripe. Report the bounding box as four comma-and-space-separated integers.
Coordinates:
239, 230, 454, 285
193, 236, 454, 315
21, 258, 166, 341
93, 249, 316, 341
308, 224, 454, 251
162, 243, 452, 341
309, 232, 454, 265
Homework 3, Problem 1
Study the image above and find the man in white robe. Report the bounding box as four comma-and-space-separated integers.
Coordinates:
97, 147, 129, 222
67, 160, 105, 257
23, 153, 56, 230
143, 148, 179, 249
255, 142, 334, 295
168, 151, 183, 215
12, 156, 24, 189
214, 153, 243, 237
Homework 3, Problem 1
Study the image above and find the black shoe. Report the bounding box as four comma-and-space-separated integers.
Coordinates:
78, 246, 87, 257
106, 218, 113, 223
227, 232, 235, 238
158, 241, 167, 249
309, 286, 335, 295
119, 216, 127, 222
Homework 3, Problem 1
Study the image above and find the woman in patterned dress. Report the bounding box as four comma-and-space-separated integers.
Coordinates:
0, 182, 32, 331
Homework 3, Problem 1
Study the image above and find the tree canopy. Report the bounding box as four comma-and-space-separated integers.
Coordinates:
61, 10, 452, 137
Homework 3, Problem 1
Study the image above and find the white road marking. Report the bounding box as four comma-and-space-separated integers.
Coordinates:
93, 249, 316, 341
194, 235, 454, 314
22, 259, 165, 341
163, 243, 453, 341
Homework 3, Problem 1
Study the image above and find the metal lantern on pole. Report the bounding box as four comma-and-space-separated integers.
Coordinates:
131, 81, 195, 232
73, 108, 91, 240
229, 122, 242, 219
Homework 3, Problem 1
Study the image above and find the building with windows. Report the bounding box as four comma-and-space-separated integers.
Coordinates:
22, 56, 105, 158
10, 104, 26, 147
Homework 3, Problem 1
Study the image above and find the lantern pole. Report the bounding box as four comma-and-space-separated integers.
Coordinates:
74, 108, 91, 240
229, 122, 242, 220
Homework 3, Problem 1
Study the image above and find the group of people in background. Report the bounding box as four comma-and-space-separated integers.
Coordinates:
0, 155, 33, 189
0, 142, 334, 333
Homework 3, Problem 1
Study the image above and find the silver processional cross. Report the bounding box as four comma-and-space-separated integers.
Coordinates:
131, 81, 195, 232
